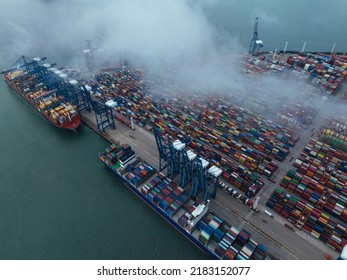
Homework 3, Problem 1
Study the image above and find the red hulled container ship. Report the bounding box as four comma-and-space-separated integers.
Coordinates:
1, 56, 81, 130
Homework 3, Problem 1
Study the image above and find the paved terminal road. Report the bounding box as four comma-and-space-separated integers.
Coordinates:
82, 111, 159, 169
212, 190, 336, 259
81, 104, 340, 259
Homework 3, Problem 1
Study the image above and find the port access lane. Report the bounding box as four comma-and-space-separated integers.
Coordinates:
213, 189, 338, 259
210, 196, 300, 260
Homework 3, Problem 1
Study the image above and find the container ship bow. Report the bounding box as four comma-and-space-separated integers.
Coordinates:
1, 56, 81, 130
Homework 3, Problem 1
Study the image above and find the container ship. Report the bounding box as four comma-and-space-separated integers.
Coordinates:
1, 56, 81, 130
99, 142, 270, 260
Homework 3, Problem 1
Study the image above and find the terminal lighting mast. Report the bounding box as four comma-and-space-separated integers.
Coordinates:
283, 41, 288, 55
249, 17, 263, 56
331, 43, 336, 54
301, 42, 307, 53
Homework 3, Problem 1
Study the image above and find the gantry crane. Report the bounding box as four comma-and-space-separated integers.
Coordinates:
80, 85, 115, 132
154, 129, 169, 172
167, 139, 185, 179
153, 131, 222, 202
191, 157, 209, 201
249, 17, 263, 56
68, 80, 91, 113
179, 149, 196, 187
206, 165, 223, 201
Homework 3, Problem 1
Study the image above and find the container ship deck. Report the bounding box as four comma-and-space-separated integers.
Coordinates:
1, 56, 81, 130
99, 143, 270, 260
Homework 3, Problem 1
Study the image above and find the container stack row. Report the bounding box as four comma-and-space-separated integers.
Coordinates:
198, 215, 224, 245
199, 99, 298, 147
187, 135, 277, 178
189, 105, 294, 153
280, 138, 347, 221
319, 129, 347, 153
325, 117, 347, 134
214, 226, 267, 260
177, 201, 201, 228
45, 102, 78, 125
96, 71, 145, 103
101, 144, 121, 166
319, 118, 347, 152
92, 71, 298, 179
302, 138, 347, 166
204, 108, 293, 154
246, 53, 347, 95
280, 169, 347, 222
292, 139, 347, 195
221, 170, 263, 198
288, 54, 347, 95
149, 108, 279, 178
140, 174, 191, 218
292, 159, 347, 195
266, 188, 347, 252
187, 120, 280, 176
188, 111, 291, 162
124, 161, 155, 187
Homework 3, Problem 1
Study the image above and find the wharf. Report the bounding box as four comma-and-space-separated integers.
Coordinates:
81, 108, 339, 260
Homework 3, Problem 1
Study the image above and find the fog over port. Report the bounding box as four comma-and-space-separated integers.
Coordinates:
1, 0, 346, 64
1, 0, 347, 263
0, 0, 345, 113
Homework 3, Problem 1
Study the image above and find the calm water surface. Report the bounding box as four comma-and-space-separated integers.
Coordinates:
0, 79, 207, 259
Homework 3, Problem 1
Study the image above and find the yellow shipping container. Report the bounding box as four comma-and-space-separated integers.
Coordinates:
311, 230, 320, 238
239, 156, 246, 164
316, 140, 324, 146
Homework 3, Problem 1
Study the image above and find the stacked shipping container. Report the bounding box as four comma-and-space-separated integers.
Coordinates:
266, 188, 347, 252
